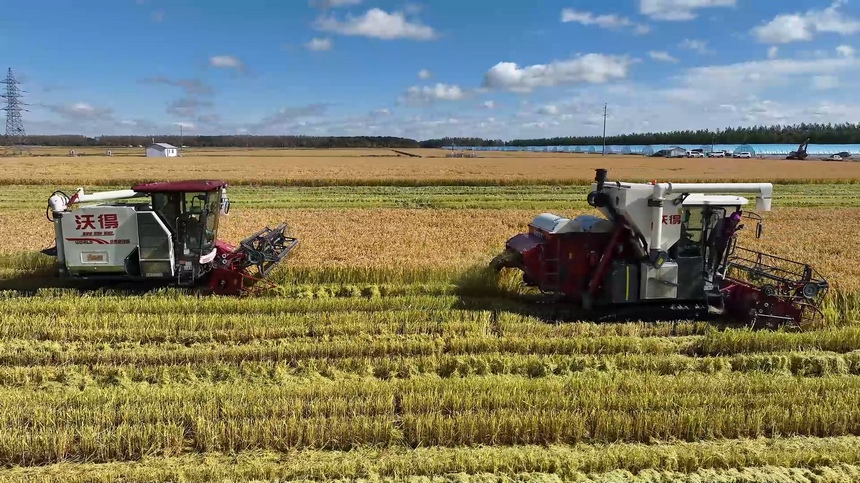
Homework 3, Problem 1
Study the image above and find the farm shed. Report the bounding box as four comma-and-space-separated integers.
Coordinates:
146, 143, 179, 157
667, 146, 687, 157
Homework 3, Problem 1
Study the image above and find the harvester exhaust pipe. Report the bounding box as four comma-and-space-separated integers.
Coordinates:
587, 168, 610, 209
594, 168, 608, 192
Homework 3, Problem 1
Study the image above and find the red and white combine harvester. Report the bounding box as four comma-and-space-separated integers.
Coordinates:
44, 180, 297, 295
492, 169, 829, 327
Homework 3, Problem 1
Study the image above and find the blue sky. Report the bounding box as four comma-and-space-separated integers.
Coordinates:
3, 0, 860, 140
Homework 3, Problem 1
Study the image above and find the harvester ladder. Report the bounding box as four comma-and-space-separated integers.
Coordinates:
542, 243, 561, 291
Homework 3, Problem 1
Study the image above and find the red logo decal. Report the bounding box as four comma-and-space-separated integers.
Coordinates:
98, 213, 119, 229
74, 214, 96, 230
661, 214, 681, 225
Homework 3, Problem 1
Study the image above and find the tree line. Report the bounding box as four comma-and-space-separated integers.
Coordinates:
10, 123, 860, 149
14, 135, 421, 149
422, 123, 860, 147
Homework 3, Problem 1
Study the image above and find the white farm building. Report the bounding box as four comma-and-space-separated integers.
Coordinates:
145, 143, 179, 157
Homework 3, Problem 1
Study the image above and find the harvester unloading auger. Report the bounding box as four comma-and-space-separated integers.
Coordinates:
491, 169, 829, 328
43, 180, 298, 295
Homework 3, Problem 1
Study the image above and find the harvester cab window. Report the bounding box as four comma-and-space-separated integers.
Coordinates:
678, 208, 705, 257
151, 193, 180, 234
203, 192, 219, 248
187, 193, 206, 215
181, 192, 207, 254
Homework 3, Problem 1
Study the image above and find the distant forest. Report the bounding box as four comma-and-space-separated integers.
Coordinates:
11, 123, 860, 149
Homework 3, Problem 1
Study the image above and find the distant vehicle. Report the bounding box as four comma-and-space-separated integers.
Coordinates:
708, 151, 726, 158
826, 154, 843, 161
734, 152, 752, 159
688, 151, 705, 158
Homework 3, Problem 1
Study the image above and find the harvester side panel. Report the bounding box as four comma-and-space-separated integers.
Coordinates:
505, 225, 640, 303
59, 205, 138, 275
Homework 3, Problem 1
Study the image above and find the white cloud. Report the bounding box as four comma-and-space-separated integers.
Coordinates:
309, 0, 361, 8
43, 101, 114, 121
768, 46, 779, 59
314, 8, 436, 40
537, 104, 559, 115
812, 74, 840, 90
752, 0, 860, 44
560, 8, 650, 34
639, 0, 735, 21
481, 54, 632, 92
304, 37, 333, 51
837, 44, 855, 57
209, 55, 243, 70
648, 51, 678, 63
679, 39, 712, 54
418, 69, 431, 79
174, 122, 195, 130
399, 83, 466, 104
481, 100, 495, 109
662, 54, 860, 105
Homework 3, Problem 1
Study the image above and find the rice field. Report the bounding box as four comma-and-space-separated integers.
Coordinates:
8, 146, 860, 185
1, 148, 859, 482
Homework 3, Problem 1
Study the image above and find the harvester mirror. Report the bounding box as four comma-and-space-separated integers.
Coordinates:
755, 222, 763, 239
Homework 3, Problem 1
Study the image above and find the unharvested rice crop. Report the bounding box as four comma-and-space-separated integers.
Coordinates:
1, 149, 859, 482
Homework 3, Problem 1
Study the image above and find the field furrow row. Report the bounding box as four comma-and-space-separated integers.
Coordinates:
0, 374, 859, 465
4, 436, 860, 481
0, 351, 856, 388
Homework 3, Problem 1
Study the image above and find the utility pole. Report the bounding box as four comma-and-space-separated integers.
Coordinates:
1, 68, 27, 155
602, 103, 607, 156
179, 124, 183, 148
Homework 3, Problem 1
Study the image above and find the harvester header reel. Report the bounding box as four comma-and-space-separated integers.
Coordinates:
209, 222, 299, 295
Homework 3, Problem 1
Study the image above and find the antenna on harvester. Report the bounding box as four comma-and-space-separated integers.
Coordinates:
1, 68, 27, 155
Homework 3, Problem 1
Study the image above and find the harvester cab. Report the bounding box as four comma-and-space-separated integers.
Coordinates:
44, 180, 298, 296
492, 169, 828, 328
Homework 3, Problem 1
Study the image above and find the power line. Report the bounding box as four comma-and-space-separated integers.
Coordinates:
1, 68, 27, 154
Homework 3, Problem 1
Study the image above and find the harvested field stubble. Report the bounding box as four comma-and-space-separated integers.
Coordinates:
1, 374, 860, 466
4, 438, 860, 483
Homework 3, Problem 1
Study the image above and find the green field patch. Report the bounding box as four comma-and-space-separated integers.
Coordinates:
4, 183, 860, 210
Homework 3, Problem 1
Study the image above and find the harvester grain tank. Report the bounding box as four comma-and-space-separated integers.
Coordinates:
491, 169, 828, 327
44, 180, 297, 295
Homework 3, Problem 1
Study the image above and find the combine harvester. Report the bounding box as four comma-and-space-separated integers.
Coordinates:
43, 180, 297, 295
492, 169, 829, 328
